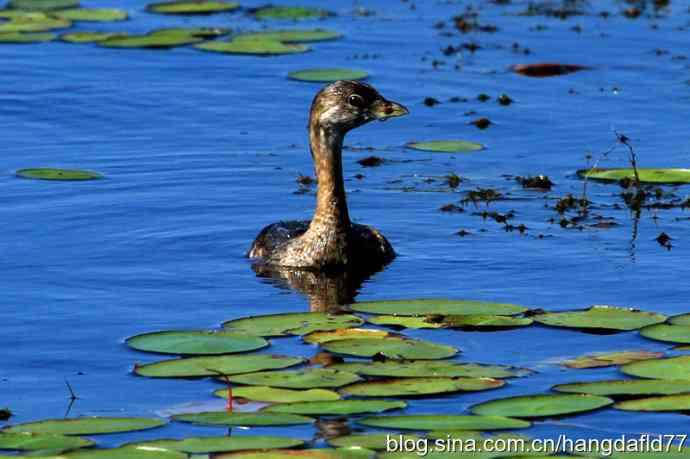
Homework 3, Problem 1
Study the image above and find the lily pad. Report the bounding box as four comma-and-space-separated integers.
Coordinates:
0, 15, 70, 32
406, 141, 485, 153
329, 361, 531, 379
322, 337, 458, 360
239, 29, 341, 43
7, 0, 79, 11
470, 394, 613, 418
328, 434, 422, 450
100, 28, 227, 49
621, 355, 690, 380
562, 350, 663, 369
213, 450, 375, 459
288, 68, 367, 82
53, 8, 127, 21
17, 168, 101, 181
228, 368, 361, 388
253, 6, 328, 20
66, 447, 187, 458
303, 328, 394, 344
195, 35, 308, 55
357, 415, 530, 431
577, 168, 690, 185
342, 377, 504, 397
60, 31, 127, 43
134, 354, 303, 378
0, 31, 53, 42
554, 379, 690, 396
367, 316, 446, 329
615, 394, 690, 412
5, 417, 166, 435
640, 324, 690, 344
533, 305, 666, 331
670, 314, 690, 325
132, 436, 304, 453
172, 411, 314, 427
223, 312, 363, 337
350, 299, 526, 317
0, 432, 94, 452
442, 315, 533, 329
214, 386, 340, 403
512, 63, 589, 77
263, 399, 406, 416
125, 330, 268, 355
146, 0, 239, 15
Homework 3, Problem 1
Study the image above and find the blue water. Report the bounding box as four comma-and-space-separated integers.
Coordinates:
2, 0, 690, 450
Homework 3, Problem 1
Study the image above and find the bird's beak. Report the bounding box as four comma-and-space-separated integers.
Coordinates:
369, 98, 409, 121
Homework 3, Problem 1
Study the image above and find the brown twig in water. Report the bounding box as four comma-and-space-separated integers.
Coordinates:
206, 369, 233, 412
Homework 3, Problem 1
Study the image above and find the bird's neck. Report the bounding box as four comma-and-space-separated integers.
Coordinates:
308, 121, 351, 234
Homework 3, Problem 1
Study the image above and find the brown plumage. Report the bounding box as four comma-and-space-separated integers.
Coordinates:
248, 80, 408, 271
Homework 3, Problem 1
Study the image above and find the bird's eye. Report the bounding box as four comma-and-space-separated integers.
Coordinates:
348, 94, 366, 108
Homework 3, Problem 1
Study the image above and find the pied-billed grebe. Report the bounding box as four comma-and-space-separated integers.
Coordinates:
248, 80, 408, 270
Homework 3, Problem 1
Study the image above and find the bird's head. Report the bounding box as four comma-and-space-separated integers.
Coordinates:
309, 80, 409, 133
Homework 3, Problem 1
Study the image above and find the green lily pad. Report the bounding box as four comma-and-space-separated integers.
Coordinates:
232, 29, 340, 43
0, 432, 94, 452
367, 316, 446, 329
328, 434, 423, 450
253, 6, 328, 20
621, 355, 690, 380
263, 399, 406, 416
146, 0, 239, 14
195, 35, 308, 55
214, 386, 340, 403
342, 377, 504, 397
17, 168, 101, 180
228, 368, 361, 388
640, 323, 690, 344
288, 68, 367, 82
533, 305, 666, 331
125, 330, 268, 355
0, 31, 53, 42
100, 28, 227, 49
554, 379, 690, 396
223, 312, 363, 337
357, 415, 530, 431
60, 31, 127, 43
329, 361, 531, 379
322, 337, 458, 360
134, 354, 303, 378
132, 436, 304, 453
350, 299, 526, 317
8, 0, 78, 11
53, 8, 127, 21
609, 452, 690, 459
406, 141, 485, 153
213, 450, 375, 459
442, 315, 533, 329
615, 394, 690, 412
0, 15, 70, 32
470, 394, 613, 418
66, 446, 188, 458
670, 314, 690, 325
5, 417, 166, 435
172, 411, 314, 427
578, 168, 690, 185
562, 350, 663, 369
303, 328, 394, 344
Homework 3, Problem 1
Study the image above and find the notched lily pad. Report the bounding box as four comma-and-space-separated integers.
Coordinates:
357, 415, 530, 431
134, 354, 303, 378
0, 432, 94, 452
61, 31, 127, 43
228, 368, 361, 388
0, 31, 53, 42
554, 379, 690, 397
54, 8, 128, 22
146, 0, 240, 15
8, 0, 79, 11
289, 68, 367, 82
263, 399, 406, 416
223, 312, 363, 337
214, 386, 340, 403
172, 411, 314, 427
303, 328, 394, 343
615, 394, 690, 412
533, 305, 666, 331
253, 6, 329, 20
578, 168, 690, 185
512, 63, 589, 77
17, 168, 101, 181
5, 417, 167, 435
132, 435, 304, 453
342, 377, 504, 397
470, 394, 613, 418
125, 330, 268, 355
442, 315, 533, 330
329, 361, 531, 379
350, 299, 526, 317
562, 350, 663, 369
406, 140, 485, 153
322, 337, 458, 360
621, 355, 690, 380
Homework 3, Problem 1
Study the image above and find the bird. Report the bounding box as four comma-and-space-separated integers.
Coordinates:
248, 80, 408, 271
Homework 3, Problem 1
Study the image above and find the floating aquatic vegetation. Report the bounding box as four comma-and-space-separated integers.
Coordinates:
195, 34, 308, 55
322, 337, 458, 360
303, 328, 394, 343
229, 368, 361, 388
367, 315, 446, 329
615, 394, 690, 412
53, 8, 128, 21
288, 68, 368, 82
470, 117, 492, 130
212, 450, 375, 459
60, 31, 127, 43
621, 355, 690, 380
172, 411, 314, 427
341, 377, 504, 397
562, 350, 663, 369
133, 354, 303, 378
350, 299, 526, 316
253, 6, 329, 20
640, 323, 690, 344
442, 315, 533, 330
4, 417, 167, 435
470, 394, 613, 418
244, 29, 341, 43
328, 361, 531, 379
670, 314, 690, 325
0, 31, 53, 42
263, 399, 406, 416
0, 432, 94, 453
125, 330, 268, 355
100, 28, 228, 48
131, 436, 304, 453
67, 446, 188, 458
512, 63, 589, 77
578, 168, 690, 184
405, 140, 484, 153
0, 408, 10, 420
554, 379, 690, 397
517, 175, 553, 190
224, 312, 363, 337
0, 14, 70, 32
213, 386, 340, 403
7, 0, 78, 11
357, 415, 530, 431
146, 0, 240, 15
329, 434, 422, 450
533, 305, 666, 331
